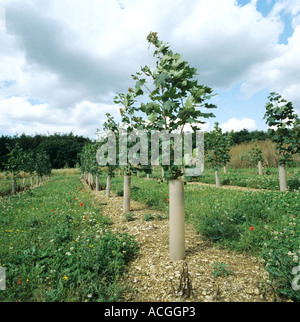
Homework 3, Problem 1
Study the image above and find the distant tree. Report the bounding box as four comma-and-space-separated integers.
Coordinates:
228, 129, 271, 146
0, 133, 90, 171
5, 143, 24, 194
206, 122, 232, 186
35, 150, 52, 184
0, 136, 13, 170
80, 142, 101, 190
264, 92, 300, 191
98, 113, 120, 198
248, 141, 264, 175
23, 150, 37, 187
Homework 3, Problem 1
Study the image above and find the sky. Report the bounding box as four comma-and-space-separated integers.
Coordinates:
0, 0, 299, 138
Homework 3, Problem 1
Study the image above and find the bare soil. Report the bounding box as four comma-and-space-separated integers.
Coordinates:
87, 183, 275, 302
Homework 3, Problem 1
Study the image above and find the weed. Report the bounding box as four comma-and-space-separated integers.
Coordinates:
143, 213, 155, 222
211, 262, 235, 278
123, 212, 136, 222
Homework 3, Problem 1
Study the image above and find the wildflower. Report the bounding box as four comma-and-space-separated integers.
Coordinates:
80, 203, 84, 207
249, 226, 255, 231
17, 276, 21, 285
65, 252, 71, 256
75, 198, 78, 201
62, 276, 68, 280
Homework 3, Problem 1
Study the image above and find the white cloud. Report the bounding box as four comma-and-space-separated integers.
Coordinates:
0, 96, 119, 138
241, 25, 300, 113
220, 118, 257, 132
0, 0, 299, 138
240, 0, 300, 113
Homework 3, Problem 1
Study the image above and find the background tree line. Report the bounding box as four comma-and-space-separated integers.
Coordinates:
0, 133, 91, 171
0, 128, 296, 171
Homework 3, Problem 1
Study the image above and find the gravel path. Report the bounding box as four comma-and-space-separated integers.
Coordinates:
88, 184, 274, 302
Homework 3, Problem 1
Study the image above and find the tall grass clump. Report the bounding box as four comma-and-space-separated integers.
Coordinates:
228, 139, 300, 169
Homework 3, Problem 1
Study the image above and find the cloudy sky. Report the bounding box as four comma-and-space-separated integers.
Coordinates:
0, 0, 299, 138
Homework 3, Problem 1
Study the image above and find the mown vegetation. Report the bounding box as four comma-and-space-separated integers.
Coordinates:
97, 173, 299, 301
0, 172, 138, 302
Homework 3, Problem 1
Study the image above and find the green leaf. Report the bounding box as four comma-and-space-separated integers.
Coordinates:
163, 101, 173, 111
154, 72, 169, 87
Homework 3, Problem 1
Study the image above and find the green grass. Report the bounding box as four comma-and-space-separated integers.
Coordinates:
105, 172, 299, 301
2, 167, 299, 302
0, 175, 32, 197
139, 166, 300, 191
0, 173, 138, 302
188, 167, 300, 191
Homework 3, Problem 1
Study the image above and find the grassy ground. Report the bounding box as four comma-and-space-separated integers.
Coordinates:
147, 166, 300, 191
1, 167, 299, 302
191, 167, 300, 191
0, 171, 138, 302
100, 172, 299, 301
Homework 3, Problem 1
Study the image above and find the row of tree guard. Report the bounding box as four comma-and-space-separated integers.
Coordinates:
1, 143, 52, 195
79, 32, 299, 261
